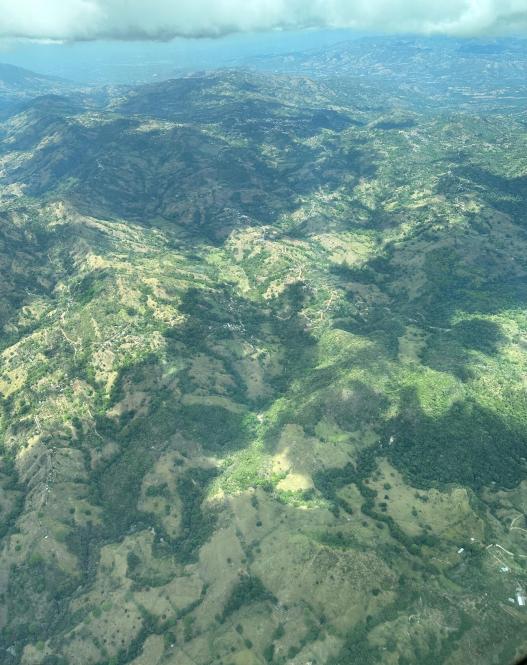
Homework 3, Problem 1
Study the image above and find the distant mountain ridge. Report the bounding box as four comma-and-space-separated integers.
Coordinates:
0, 63, 80, 119
245, 36, 527, 112
0, 63, 66, 87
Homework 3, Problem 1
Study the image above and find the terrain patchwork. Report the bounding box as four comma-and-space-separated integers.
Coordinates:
0, 38, 526, 665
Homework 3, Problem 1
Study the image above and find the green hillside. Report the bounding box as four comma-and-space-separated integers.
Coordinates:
0, 61, 526, 665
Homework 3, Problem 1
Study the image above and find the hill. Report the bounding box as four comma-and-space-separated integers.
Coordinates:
0, 54, 526, 665
0, 63, 79, 119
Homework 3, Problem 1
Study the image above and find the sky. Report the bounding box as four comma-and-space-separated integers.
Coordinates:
0, 0, 526, 42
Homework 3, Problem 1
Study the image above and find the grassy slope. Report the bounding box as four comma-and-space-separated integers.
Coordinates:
0, 71, 526, 665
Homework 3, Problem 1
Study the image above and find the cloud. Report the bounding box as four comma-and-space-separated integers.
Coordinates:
0, 0, 526, 41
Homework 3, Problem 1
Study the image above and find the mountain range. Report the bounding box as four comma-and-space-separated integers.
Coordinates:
0, 37, 526, 665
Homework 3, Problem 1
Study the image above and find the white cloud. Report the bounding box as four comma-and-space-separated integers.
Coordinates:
0, 0, 526, 40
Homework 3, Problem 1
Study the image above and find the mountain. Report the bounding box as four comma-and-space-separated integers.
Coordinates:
246, 36, 527, 113
0, 63, 66, 90
0, 64, 79, 120
0, 44, 526, 665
